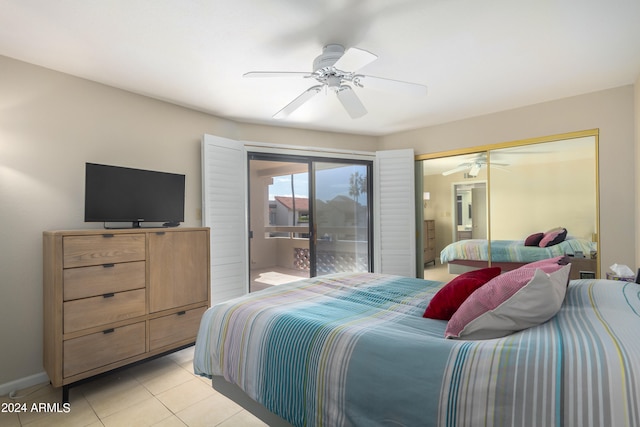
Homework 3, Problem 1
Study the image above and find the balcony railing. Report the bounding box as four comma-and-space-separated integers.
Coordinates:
264, 226, 309, 239
264, 225, 368, 241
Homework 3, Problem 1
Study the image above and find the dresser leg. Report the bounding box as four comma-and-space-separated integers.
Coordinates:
62, 385, 69, 404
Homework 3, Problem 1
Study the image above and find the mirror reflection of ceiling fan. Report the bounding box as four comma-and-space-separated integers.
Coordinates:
244, 44, 428, 119
442, 154, 510, 177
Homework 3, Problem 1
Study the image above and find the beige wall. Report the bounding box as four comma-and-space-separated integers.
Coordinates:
490, 157, 596, 240
248, 171, 278, 270
381, 85, 637, 275
0, 55, 377, 388
636, 75, 640, 268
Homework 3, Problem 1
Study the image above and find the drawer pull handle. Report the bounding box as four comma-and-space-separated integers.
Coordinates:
102, 234, 114, 238
103, 263, 115, 268
155, 231, 166, 236
103, 328, 115, 334
177, 311, 186, 316
103, 293, 115, 298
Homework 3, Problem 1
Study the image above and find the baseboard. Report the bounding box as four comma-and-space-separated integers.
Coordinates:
0, 371, 50, 397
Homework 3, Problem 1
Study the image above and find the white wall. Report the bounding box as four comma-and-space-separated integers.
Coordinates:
381, 85, 637, 274
0, 55, 378, 389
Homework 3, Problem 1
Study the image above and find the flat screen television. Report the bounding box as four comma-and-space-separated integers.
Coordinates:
84, 162, 185, 228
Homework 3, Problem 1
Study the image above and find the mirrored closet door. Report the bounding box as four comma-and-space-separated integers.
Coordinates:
418, 129, 599, 281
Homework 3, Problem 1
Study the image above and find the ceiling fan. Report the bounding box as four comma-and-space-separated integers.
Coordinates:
243, 44, 428, 119
442, 154, 510, 177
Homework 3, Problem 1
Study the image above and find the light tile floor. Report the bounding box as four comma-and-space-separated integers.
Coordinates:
249, 267, 309, 292
0, 346, 266, 427
424, 262, 458, 283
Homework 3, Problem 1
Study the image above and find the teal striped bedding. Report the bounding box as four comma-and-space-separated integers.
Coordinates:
193, 272, 640, 427
440, 238, 597, 264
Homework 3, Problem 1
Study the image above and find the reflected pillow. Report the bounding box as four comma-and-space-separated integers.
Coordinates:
445, 261, 570, 340
423, 267, 501, 320
524, 232, 544, 246
539, 228, 567, 247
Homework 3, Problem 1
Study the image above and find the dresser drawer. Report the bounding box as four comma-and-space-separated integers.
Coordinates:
149, 307, 207, 351
64, 289, 146, 334
63, 322, 146, 378
64, 261, 145, 301
63, 234, 146, 268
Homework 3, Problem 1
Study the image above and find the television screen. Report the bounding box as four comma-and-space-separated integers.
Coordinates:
84, 163, 185, 227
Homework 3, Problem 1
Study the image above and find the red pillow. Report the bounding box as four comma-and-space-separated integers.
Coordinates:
524, 232, 544, 246
424, 267, 501, 320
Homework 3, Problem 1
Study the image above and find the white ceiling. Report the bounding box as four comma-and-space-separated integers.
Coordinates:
1, 0, 639, 136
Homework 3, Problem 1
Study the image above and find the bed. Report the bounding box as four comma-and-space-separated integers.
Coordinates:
440, 238, 597, 273
194, 271, 639, 427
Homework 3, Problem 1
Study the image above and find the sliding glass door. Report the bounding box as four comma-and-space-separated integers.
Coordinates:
313, 161, 371, 275
248, 154, 372, 291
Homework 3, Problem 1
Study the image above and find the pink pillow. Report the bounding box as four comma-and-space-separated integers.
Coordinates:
539, 228, 567, 247
445, 259, 569, 339
423, 267, 501, 320
525, 255, 568, 269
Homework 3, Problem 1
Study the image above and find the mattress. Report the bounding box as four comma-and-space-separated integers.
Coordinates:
194, 272, 639, 427
440, 238, 597, 264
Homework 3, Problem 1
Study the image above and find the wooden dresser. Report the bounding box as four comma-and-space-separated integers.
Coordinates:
423, 220, 436, 266
43, 227, 210, 401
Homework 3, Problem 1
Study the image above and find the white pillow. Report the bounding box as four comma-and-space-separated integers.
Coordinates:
445, 264, 570, 340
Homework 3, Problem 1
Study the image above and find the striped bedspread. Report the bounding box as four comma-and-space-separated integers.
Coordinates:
193, 272, 640, 427
440, 238, 597, 264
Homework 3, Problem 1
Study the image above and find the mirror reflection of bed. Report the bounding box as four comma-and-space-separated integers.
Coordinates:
420, 130, 598, 282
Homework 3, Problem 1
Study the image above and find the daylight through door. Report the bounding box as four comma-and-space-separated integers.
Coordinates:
248, 154, 372, 292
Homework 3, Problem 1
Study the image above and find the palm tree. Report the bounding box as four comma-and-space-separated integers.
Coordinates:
349, 171, 367, 204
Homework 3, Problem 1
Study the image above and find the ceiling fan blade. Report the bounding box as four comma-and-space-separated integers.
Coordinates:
468, 164, 481, 177
355, 74, 427, 96
336, 86, 367, 119
333, 47, 377, 71
273, 85, 322, 119
243, 71, 313, 79
442, 165, 471, 176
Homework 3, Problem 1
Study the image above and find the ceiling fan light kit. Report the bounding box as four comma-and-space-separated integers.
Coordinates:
244, 44, 427, 119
